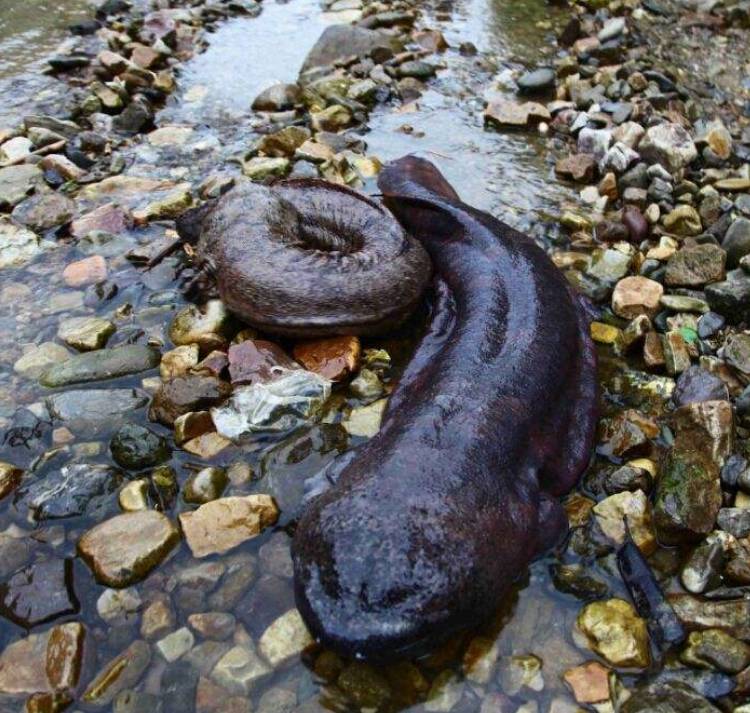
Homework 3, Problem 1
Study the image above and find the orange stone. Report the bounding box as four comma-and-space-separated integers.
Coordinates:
293, 336, 361, 381
563, 661, 611, 704
62, 255, 107, 287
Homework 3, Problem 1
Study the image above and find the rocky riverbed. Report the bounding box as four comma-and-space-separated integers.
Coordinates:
1, 0, 750, 711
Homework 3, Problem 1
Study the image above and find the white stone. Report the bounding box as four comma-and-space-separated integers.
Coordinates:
258, 609, 313, 667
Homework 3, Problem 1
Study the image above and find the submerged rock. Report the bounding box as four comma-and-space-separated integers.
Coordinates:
0, 164, 43, 210
211, 369, 331, 437
0, 558, 78, 628
83, 640, 152, 706
179, 495, 279, 558
15, 463, 124, 520
620, 680, 720, 713
0, 217, 42, 268
110, 423, 170, 470
78, 510, 180, 587
0, 408, 53, 468
14, 342, 71, 379
258, 608, 313, 666
0, 621, 86, 696
58, 316, 116, 351
577, 598, 650, 668
46, 388, 149, 432
40, 344, 160, 387
680, 629, 750, 673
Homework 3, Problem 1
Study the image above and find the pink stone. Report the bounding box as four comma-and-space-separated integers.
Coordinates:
70, 203, 133, 238
62, 255, 107, 287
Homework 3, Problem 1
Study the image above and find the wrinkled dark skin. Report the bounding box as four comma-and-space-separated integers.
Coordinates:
193, 179, 432, 337
292, 156, 598, 661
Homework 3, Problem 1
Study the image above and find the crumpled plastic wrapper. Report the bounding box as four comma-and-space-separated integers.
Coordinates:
211, 368, 331, 438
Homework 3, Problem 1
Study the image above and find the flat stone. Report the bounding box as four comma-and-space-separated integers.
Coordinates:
46, 388, 149, 432
344, 397, 387, 437
517, 67, 555, 93
663, 205, 702, 237
14, 342, 71, 379
252, 83, 302, 112
148, 126, 194, 147
577, 598, 650, 668
257, 126, 311, 158
706, 269, 750, 322
620, 680, 721, 713
184, 467, 228, 504
716, 507, 750, 538
58, 316, 116, 351
242, 156, 290, 180
655, 447, 722, 544
179, 495, 279, 558
673, 367, 728, 406
555, 154, 597, 183
40, 344, 160, 387
0, 461, 22, 501
188, 612, 236, 640
680, 628, 750, 673
0, 622, 85, 696
0, 558, 78, 628
157, 627, 194, 662
722, 217, 750, 268
0, 136, 32, 164
78, 510, 180, 587
97, 587, 142, 624
161, 344, 200, 380
715, 178, 750, 191
110, 423, 170, 470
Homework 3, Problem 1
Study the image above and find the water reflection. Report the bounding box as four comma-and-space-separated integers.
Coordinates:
0, 0, 91, 78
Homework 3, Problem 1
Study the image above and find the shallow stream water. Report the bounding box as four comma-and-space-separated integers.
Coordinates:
0, 0, 618, 711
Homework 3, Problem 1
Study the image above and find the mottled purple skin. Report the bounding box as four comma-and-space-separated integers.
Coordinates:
292, 156, 598, 661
